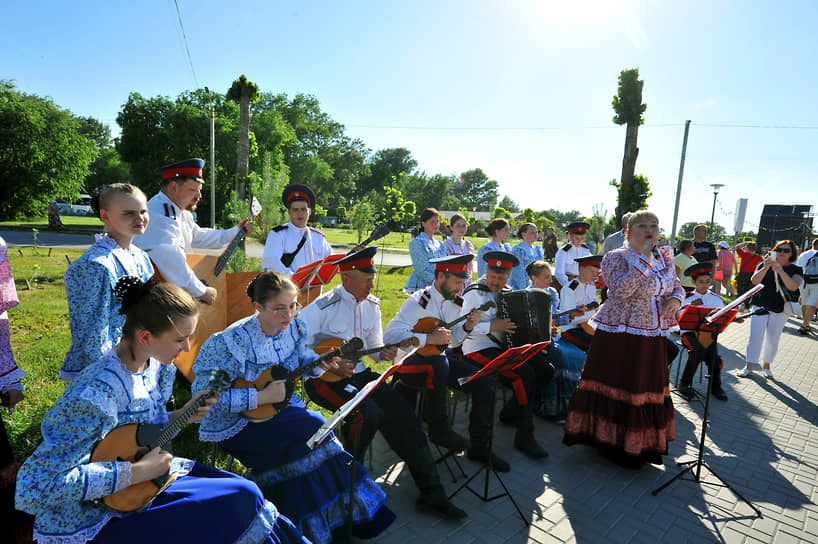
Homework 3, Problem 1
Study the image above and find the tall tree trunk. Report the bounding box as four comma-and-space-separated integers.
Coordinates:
236, 89, 251, 199
618, 122, 640, 220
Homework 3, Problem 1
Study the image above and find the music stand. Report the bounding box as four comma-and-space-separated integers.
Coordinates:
292, 254, 345, 306
652, 306, 762, 518
449, 342, 550, 527
307, 348, 419, 541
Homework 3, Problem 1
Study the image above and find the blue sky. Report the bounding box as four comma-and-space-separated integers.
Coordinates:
3, 0, 816, 238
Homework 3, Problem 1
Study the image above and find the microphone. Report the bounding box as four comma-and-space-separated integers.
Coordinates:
652, 245, 662, 260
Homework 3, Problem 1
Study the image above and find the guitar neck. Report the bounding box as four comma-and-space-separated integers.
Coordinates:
213, 220, 249, 277
154, 391, 217, 450
348, 341, 404, 359
285, 350, 341, 381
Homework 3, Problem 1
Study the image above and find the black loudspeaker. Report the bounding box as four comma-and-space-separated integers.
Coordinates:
757, 204, 813, 251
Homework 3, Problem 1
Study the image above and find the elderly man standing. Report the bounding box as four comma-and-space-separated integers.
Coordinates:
134, 158, 251, 304
600, 212, 633, 256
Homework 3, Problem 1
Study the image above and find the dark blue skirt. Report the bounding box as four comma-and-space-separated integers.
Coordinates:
93, 462, 308, 544
220, 406, 395, 544
534, 340, 586, 420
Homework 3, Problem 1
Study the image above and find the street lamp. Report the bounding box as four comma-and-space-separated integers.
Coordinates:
709, 183, 725, 241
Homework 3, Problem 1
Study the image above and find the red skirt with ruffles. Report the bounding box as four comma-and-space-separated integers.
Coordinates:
563, 330, 675, 465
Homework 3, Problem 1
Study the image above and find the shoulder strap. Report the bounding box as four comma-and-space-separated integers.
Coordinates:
281, 230, 309, 268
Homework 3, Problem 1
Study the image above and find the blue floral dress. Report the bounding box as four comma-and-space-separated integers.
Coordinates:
510, 241, 544, 290
528, 286, 587, 421
476, 239, 511, 278
404, 232, 446, 294
61, 234, 154, 381
193, 315, 395, 544
15, 353, 307, 544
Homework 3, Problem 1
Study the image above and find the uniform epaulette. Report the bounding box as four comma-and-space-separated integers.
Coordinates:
581, 243, 590, 249
316, 292, 341, 310
418, 288, 432, 309
272, 224, 288, 233
162, 203, 177, 220
366, 293, 380, 305
463, 283, 491, 295
452, 294, 464, 307
561, 243, 572, 251
568, 280, 579, 290
309, 226, 325, 237
685, 291, 697, 298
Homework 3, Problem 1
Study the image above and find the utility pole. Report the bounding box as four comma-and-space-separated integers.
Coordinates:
205, 86, 216, 228
669, 120, 691, 247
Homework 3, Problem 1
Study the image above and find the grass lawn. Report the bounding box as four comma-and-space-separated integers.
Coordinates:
0, 215, 103, 232
4, 248, 414, 471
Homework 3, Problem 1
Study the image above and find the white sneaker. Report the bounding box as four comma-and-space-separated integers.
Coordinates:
762, 368, 774, 379
736, 367, 752, 378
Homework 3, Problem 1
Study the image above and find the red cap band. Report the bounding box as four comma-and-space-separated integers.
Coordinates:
163, 166, 202, 180
435, 262, 469, 273
490, 258, 513, 270
339, 256, 375, 271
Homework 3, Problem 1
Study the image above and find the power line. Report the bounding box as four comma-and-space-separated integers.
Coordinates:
172, 0, 199, 88
346, 123, 683, 131
346, 121, 818, 132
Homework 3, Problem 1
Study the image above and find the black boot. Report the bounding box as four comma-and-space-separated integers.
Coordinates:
407, 446, 468, 520
466, 401, 510, 472
497, 398, 518, 425
514, 405, 548, 459
710, 358, 728, 401
423, 386, 469, 452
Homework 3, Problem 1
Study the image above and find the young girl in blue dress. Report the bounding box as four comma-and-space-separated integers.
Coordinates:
476, 218, 512, 277
16, 277, 307, 544
404, 208, 446, 294
510, 222, 545, 290
525, 261, 587, 421
193, 272, 395, 544
61, 184, 155, 381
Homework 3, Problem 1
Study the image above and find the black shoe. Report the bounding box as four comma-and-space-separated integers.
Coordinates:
514, 431, 549, 459
678, 385, 696, 402
498, 402, 517, 425
711, 387, 728, 401
467, 445, 511, 472
428, 428, 470, 453
416, 486, 468, 520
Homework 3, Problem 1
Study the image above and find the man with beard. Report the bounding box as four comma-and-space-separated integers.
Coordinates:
134, 158, 251, 304
299, 247, 468, 520
383, 254, 510, 471
461, 251, 553, 459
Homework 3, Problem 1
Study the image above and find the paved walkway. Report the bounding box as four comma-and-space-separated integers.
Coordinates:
363, 315, 818, 543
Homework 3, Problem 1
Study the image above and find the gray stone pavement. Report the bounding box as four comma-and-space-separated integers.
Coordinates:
362, 314, 818, 544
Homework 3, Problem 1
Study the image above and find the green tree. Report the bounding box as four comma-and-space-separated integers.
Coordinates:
336, 206, 347, 223
612, 68, 647, 223
379, 186, 406, 230
498, 195, 520, 213
227, 75, 260, 198
543, 209, 585, 231
608, 174, 652, 219
522, 208, 536, 223
401, 201, 417, 230
0, 81, 98, 218
455, 168, 498, 211
493, 207, 512, 220
585, 203, 610, 248
359, 148, 417, 198
350, 198, 376, 243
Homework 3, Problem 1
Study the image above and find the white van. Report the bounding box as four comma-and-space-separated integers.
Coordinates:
56, 194, 93, 216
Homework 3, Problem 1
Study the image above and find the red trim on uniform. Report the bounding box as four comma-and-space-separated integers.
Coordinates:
436, 263, 469, 273
562, 329, 591, 351
309, 378, 347, 408
568, 226, 588, 234
490, 259, 513, 270
501, 370, 528, 405
339, 257, 375, 271
163, 166, 202, 180
393, 364, 435, 389
467, 351, 528, 404
466, 352, 493, 366
286, 191, 306, 203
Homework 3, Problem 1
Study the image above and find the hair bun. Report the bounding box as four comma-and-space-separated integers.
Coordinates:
246, 274, 260, 299
114, 276, 159, 314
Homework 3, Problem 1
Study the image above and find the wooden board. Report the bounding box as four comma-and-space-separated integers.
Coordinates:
168, 255, 255, 382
